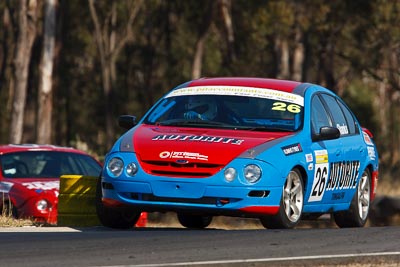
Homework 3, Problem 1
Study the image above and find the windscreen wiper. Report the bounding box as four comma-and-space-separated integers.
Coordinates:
236, 126, 294, 132
157, 119, 228, 127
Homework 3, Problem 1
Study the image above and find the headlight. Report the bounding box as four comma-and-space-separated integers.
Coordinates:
108, 157, 124, 177
126, 162, 138, 176
224, 167, 237, 182
244, 164, 262, 183
36, 200, 49, 211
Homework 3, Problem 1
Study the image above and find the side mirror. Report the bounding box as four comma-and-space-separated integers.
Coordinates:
312, 126, 340, 142
118, 115, 137, 129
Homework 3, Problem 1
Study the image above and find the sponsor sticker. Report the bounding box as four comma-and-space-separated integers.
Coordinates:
363, 131, 373, 146
159, 151, 208, 161
21, 181, 59, 191
336, 124, 349, 135
315, 149, 328, 163
368, 146, 376, 160
308, 150, 329, 202
0, 182, 14, 193
152, 134, 244, 145
166, 86, 304, 106
281, 143, 302, 156
305, 153, 313, 163
326, 161, 360, 190
332, 192, 345, 200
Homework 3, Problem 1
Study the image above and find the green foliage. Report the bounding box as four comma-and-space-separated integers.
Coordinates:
341, 80, 377, 133
1, 0, 399, 176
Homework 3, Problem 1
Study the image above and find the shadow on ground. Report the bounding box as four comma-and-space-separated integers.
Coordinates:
145, 194, 400, 230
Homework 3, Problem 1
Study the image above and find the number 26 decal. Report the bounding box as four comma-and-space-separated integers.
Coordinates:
272, 102, 301, 113
311, 166, 327, 197
308, 163, 329, 202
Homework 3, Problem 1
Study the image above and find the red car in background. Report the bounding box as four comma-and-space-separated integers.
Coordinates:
0, 144, 102, 225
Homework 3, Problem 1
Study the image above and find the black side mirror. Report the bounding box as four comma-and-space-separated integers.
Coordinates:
312, 126, 340, 142
118, 115, 137, 129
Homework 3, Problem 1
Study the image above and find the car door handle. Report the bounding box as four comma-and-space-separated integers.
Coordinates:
336, 150, 341, 157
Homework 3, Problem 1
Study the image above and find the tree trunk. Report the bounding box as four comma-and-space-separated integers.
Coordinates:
37, 0, 57, 144
388, 48, 400, 165
375, 80, 389, 163
192, 37, 206, 80
9, 0, 38, 144
292, 26, 304, 82
88, 0, 143, 149
275, 37, 290, 80
219, 0, 235, 64
1, 5, 15, 141
324, 42, 336, 91
0, 6, 12, 92
191, 1, 214, 79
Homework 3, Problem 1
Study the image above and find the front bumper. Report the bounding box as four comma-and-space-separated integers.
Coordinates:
17, 199, 58, 225
101, 179, 282, 217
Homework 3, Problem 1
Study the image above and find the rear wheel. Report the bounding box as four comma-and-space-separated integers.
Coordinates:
177, 213, 212, 229
334, 169, 371, 228
95, 178, 141, 229
260, 168, 304, 229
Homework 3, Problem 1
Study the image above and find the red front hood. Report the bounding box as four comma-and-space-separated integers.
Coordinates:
133, 125, 290, 177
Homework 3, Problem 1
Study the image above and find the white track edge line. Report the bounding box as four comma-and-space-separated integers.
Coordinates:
129, 251, 400, 267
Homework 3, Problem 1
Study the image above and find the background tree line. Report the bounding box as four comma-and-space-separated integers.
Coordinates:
0, 0, 399, 181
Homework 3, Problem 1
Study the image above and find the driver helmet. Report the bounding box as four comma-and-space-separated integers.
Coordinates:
186, 96, 217, 120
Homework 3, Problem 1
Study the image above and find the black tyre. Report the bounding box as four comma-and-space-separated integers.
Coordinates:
260, 168, 304, 229
2, 201, 18, 218
96, 177, 141, 229
333, 169, 371, 228
177, 213, 212, 229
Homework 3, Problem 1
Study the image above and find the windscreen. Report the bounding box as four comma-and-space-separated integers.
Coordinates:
144, 86, 304, 132
0, 151, 102, 178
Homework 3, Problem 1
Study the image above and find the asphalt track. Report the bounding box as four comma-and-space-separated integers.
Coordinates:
0, 225, 399, 266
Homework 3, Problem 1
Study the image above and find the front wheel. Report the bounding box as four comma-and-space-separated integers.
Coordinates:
260, 168, 304, 229
96, 177, 141, 229
177, 213, 212, 229
2, 201, 18, 218
333, 169, 371, 228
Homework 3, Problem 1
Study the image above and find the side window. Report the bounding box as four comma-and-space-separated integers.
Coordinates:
311, 95, 332, 134
320, 94, 351, 136
337, 100, 358, 134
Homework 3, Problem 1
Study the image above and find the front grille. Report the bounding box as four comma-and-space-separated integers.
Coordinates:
139, 160, 224, 178
131, 193, 219, 205
151, 170, 211, 177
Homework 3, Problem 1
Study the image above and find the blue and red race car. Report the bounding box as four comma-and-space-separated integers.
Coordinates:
97, 77, 379, 229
